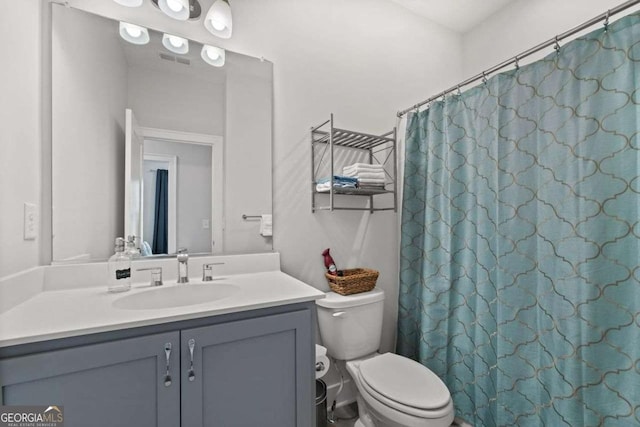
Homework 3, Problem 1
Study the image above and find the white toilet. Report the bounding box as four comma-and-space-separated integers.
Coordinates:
316, 289, 454, 427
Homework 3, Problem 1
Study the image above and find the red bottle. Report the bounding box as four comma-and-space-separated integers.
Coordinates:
322, 248, 338, 275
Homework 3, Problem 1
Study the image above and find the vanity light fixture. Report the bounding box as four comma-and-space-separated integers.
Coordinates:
113, 0, 143, 7
158, 0, 191, 21
119, 22, 150, 45
204, 0, 232, 39
200, 45, 225, 67
162, 34, 189, 54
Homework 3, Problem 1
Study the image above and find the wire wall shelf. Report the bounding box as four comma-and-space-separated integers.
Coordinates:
311, 114, 397, 213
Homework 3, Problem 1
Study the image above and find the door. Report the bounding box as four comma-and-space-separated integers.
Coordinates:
0, 332, 180, 427
181, 310, 314, 427
124, 108, 144, 243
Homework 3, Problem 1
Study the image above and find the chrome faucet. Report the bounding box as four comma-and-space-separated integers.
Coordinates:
177, 249, 189, 283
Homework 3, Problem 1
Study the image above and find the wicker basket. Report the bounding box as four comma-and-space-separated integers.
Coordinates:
325, 268, 379, 295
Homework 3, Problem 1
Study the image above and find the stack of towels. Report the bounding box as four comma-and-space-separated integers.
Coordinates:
316, 175, 358, 192
343, 163, 386, 189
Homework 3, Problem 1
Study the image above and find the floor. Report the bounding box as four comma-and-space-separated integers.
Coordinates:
327, 402, 461, 427
329, 403, 358, 426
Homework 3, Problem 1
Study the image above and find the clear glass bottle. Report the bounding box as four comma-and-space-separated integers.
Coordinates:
108, 237, 131, 293
125, 235, 140, 259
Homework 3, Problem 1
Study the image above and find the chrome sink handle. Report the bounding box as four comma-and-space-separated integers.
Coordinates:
137, 267, 163, 287
202, 262, 225, 281
188, 338, 196, 381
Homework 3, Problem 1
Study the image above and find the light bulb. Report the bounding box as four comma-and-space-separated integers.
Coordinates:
211, 19, 226, 31
159, 0, 189, 21
119, 22, 150, 45
166, 0, 184, 12
168, 36, 183, 48
126, 26, 142, 38
201, 45, 225, 67
204, 0, 232, 39
162, 34, 189, 54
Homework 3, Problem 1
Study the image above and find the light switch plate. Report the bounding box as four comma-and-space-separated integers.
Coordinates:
24, 203, 38, 240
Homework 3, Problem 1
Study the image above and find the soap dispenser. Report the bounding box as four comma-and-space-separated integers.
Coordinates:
125, 235, 141, 259
108, 237, 132, 293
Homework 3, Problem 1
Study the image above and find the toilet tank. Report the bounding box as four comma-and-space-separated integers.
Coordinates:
316, 289, 385, 360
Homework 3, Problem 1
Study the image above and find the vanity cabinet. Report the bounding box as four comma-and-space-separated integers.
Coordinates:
181, 310, 311, 426
0, 306, 314, 427
0, 332, 181, 427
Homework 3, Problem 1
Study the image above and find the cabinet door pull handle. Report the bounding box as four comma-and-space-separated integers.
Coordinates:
163, 343, 172, 387
188, 338, 196, 381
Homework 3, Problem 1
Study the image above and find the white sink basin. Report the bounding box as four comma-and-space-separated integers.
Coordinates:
113, 284, 239, 310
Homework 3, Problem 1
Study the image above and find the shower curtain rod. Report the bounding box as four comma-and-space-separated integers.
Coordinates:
397, 0, 640, 117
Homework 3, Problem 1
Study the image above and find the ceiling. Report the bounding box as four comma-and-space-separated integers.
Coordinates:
388, 0, 517, 33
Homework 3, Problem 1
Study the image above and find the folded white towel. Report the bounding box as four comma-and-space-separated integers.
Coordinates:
343, 164, 384, 174
344, 162, 384, 170
358, 178, 386, 184
260, 214, 272, 237
316, 183, 331, 192
343, 171, 386, 179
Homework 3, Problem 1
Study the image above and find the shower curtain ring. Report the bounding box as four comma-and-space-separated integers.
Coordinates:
554, 36, 561, 54
604, 9, 611, 31
514, 56, 520, 71
482, 72, 488, 85
457, 85, 462, 96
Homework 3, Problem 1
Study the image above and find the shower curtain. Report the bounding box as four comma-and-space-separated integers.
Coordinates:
398, 12, 640, 427
152, 169, 169, 254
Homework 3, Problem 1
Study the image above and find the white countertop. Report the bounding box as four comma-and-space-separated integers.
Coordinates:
0, 270, 325, 348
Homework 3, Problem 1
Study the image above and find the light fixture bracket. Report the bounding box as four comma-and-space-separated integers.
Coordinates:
151, 0, 202, 20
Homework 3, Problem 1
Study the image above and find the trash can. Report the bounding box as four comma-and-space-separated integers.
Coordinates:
316, 379, 327, 427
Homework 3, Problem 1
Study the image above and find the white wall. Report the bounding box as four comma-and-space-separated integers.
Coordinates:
224, 54, 273, 254
462, 0, 640, 77
0, 1, 43, 277
127, 64, 225, 136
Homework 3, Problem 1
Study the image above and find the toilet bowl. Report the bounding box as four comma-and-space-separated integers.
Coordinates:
347, 353, 454, 427
316, 289, 454, 427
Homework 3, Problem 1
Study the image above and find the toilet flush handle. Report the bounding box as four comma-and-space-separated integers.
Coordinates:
332, 311, 346, 318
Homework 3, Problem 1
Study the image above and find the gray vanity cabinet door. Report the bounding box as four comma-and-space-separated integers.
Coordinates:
0, 332, 180, 427
181, 310, 313, 427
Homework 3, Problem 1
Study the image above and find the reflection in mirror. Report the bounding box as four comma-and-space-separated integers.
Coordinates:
130, 125, 222, 256
51, 5, 273, 263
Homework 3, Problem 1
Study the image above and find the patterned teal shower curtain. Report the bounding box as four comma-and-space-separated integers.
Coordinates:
398, 12, 640, 427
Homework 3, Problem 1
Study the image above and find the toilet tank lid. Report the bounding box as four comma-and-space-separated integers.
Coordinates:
316, 289, 384, 309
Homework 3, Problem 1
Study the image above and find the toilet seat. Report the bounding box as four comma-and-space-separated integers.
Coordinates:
357, 353, 452, 419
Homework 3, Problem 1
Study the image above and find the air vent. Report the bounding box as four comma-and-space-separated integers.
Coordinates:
158, 52, 191, 66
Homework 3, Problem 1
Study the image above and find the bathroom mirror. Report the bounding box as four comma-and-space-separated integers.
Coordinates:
51, 5, 273, 262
